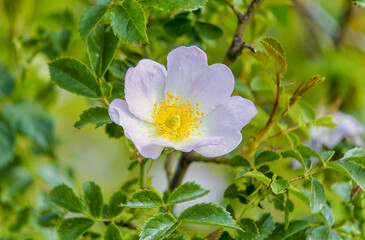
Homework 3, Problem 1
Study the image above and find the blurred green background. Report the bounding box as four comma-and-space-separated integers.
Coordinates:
1, 0, 365, 234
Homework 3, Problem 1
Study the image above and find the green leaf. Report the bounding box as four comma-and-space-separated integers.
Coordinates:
312, 115, 337, 128
58, 217, 94, 240
329, 230, 342, 240
255, 213, 275, 240
9, 207, 31, 232
297, 75, 326, 96
308, 226, 329, 240
336, 160, 365, 189
140, 213, 180, 240
230, 155, 251, 168
261, 37, 285, 57
281, 150, 306, 170
296, 144, 322, 170
2, 167, 33, 199
82, 181, 103, 218
239, 171, 271, 185
319, 151, 335, 162
74, 107, 111, 129
2, 101, 55, 151
105, 123, 124, 139
110, 0, 148, 44
353, 0, 365, 7
288, 186, 310, 205
105, 224, 122, 240
271, 179, 289, 194
298, 101, 316, 122
49, 184, 83, 213
49, 57, 101, 98
255, 150, 281, 166
124, 189, 164, 208
87, 25, 119, 78
310, 177, 326, 213
108, 190, 127, 218
342, 147, 365, 161
163, 18, 192, 37
320, 203, 334, 226
269, 220, 311, 239
259, 37, 287, 76
140, 0, 207, 11
0, 120, 15, 169
195, 21, 223, 39
0, 63, 15, 96
168, 182, 209, 205
79, 5, 108, 40
238, 218, 259, 240
219, 231, 235, 240
331, 182, 351, 202
108, 60, 134, 80
326, 161, 352, 179
179, 203, 239, 230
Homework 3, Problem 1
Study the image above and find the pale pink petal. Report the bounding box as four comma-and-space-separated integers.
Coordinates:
195, 96, 257, 157
151, 136, 222, 152
195, 131, 242, 157
166, 46, 234, 115
109, 99, 164, 159
125, 59, 167, 123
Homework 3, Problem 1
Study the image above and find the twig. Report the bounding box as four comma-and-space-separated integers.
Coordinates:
267, 125, 301, 141
164, 153, 174, 186
190, 156, 230, 164
169, 152, 193, 191
224, 0, 263, 66
289, 167, 324, 183
240, 42, 257, 53
243, 74, 281, 156
111, 221, 139, 229
334, 0, 353, 48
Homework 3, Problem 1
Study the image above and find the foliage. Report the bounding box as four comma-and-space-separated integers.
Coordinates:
1, 0, 365, 239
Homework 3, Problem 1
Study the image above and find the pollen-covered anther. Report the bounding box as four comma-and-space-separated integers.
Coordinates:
152, 91, 204, 141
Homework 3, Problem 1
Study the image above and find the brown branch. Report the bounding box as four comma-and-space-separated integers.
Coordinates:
169, 152, 193, 191
168, 152, 230, 191
224, 0, 262, 66
334, 0, 353, 48
243, 74, 281, 156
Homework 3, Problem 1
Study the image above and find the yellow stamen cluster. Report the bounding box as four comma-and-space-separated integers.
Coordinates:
153, 91, 204, 141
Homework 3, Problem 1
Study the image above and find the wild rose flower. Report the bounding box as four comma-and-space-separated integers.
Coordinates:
108, 46, 257, 159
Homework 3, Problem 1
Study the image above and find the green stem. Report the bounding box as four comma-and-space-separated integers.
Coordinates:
284, 191, 290, 230
289, 166, 325, 183
139, 160, 146, 189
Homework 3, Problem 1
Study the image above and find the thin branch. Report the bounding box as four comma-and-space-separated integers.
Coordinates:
190, 156, 230, 164
244, 74, 281, 156
224, 0, 262, 66
289, 167, 324, 183
164, 153, 174, 186
267, 125, 301, 141
169, 152, 193, 191
239, 42, 257, 53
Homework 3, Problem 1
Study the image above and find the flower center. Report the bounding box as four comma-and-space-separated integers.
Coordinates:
153, 91, 204, 141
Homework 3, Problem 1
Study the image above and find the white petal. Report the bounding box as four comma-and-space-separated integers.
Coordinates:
166, 46, 234, 115
187, 63, 234, 114
195, 132, 242, 157
195, 96, 258, 157
151, 136, 222, 152
165, 46, 207, 102
125, 59, 167, 123
201, 96, 258, 132
109, 99, 164, 159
